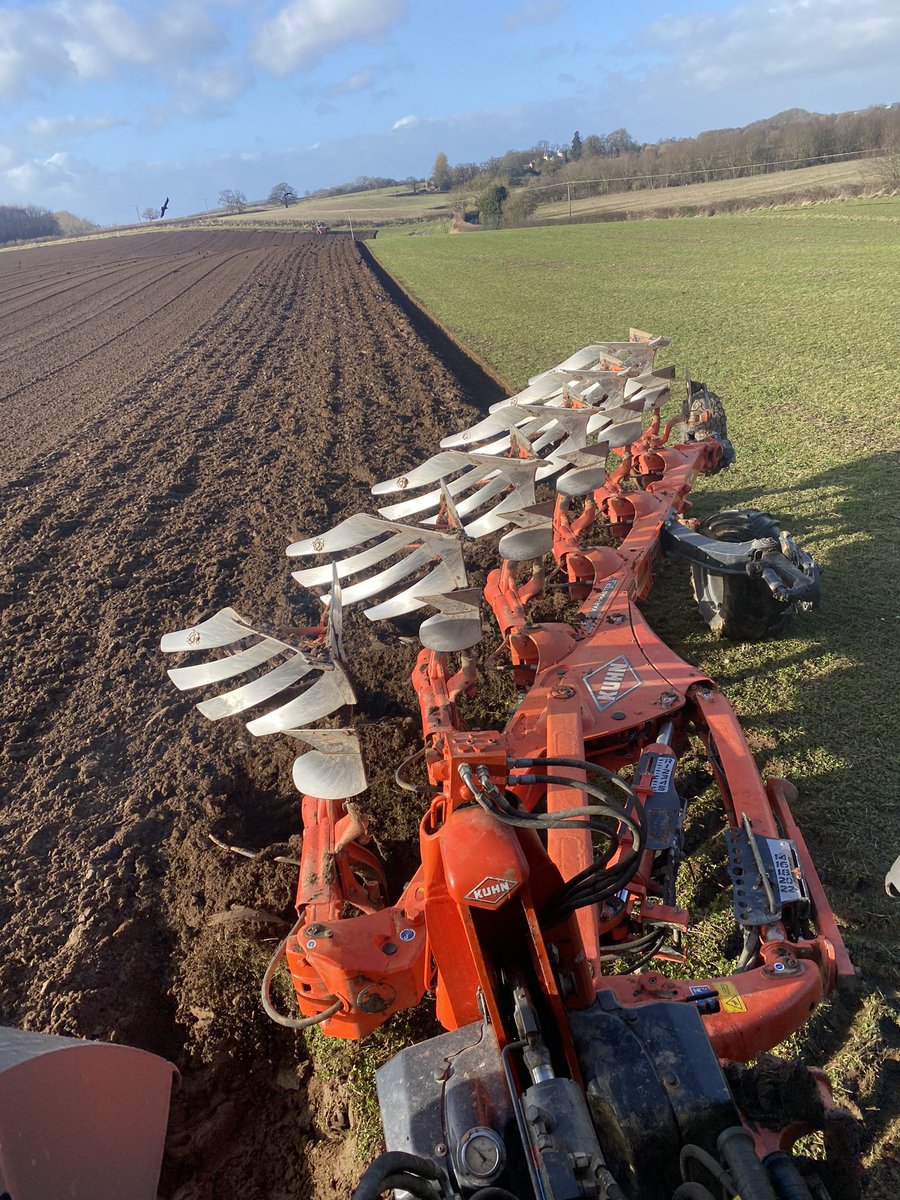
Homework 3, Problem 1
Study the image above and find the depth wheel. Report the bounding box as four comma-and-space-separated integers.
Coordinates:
691, 509, 788, 641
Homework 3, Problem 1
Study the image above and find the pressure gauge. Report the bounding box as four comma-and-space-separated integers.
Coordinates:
457, 1125, 506, 1183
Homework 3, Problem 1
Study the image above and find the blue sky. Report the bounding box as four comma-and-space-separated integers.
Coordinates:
1, 0, 898, 225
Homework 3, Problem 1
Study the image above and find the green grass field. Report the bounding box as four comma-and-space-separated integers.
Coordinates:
372, 198, 900, 1191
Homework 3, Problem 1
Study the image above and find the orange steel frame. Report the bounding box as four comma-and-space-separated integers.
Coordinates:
284, 417, 853, 1104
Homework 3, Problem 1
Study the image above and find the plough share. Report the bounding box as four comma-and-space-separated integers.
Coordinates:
162, 332, 855, 1200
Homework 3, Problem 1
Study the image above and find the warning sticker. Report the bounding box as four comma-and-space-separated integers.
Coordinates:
716, 980, 748, 1014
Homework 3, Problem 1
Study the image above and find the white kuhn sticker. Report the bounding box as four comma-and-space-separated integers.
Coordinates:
585, 655, 642, 714
465, 876, 520, 905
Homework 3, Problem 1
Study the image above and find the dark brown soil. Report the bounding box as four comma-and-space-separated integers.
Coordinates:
0, 230, 506, 1198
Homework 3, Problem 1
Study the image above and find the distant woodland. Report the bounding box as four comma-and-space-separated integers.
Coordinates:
308, 104, 900, 204
0, 205, 98, 246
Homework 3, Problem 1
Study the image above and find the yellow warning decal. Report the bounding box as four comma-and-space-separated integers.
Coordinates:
717, 980, 748, 1014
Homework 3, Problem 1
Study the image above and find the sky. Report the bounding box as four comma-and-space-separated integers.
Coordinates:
0, 0, 898, 225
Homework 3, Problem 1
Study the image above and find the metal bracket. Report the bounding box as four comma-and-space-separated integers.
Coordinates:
725, 818, 809, 926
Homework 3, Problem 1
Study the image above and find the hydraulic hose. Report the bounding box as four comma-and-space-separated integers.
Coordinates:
620, 930, 668, 972
470, 1190, 524, 1200
260, 929, 342, 1030
679, 1144, 736, 1194
599, 930, 664, 958
543, 844, 641, 920
459, 763, 645, 923
352, 1152, 448, 1200
673, 1185, 718, 1200
395, 745, 427, 793
717, 1127, 778, 1200
764, 1152, 815, 1200
461, 763, 640, 845
735, 927, 760, 973
508, 774, 643, 850
509, 756, 637, 804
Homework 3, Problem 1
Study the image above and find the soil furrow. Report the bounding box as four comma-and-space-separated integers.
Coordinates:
0, 230, 505, 1200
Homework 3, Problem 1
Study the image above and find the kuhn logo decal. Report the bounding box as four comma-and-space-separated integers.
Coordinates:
465, 876, 519, 905
585, 655, 641, 713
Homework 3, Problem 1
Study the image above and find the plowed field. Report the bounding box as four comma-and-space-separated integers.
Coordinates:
0, 230, 505, 1198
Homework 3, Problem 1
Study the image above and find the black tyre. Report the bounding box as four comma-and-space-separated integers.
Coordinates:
691, 509, 789, 641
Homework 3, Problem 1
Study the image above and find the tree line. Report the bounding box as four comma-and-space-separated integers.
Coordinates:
0, 204, 61, 246
429, 103, 900, 222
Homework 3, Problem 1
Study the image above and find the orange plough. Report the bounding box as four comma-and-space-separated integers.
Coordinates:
163, 332, 855, 1200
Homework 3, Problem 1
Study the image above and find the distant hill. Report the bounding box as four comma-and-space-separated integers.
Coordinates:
744, 108, 825, 132
55, 211, 100, 236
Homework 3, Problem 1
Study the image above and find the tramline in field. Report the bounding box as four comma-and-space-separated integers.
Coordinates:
163, 330, 856, 1200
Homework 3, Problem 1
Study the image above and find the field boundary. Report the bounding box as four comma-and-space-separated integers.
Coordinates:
530, 179, 893, 226
357, 239, 511, 402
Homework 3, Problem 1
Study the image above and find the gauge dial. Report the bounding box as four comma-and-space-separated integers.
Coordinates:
458, 1126, 505, 1181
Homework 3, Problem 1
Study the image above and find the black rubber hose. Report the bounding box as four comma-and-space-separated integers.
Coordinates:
621, 930, 668, 972
735, 927, 760, 974
673, 1184, 718, 1200
510, 756, 637, 800
551, 846, 640, 901
469, 783, 621, 836
469, 1189, 523, 1200
679, 1144, 736, 1193
543, 851, 641, 922
473, 776, 640, 843
260, 932, 342, 1030
717, 1128, 778, 1200
352, 1152, 445, 1200
547, 854, 635, 903
599, 929, 664, 958
508, 774, 643, 849
764, 1152, 815, 1200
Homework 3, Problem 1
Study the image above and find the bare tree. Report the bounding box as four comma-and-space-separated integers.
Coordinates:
219, 189, 248, 214
141, 207, 158, 221
267, 182, 296, 208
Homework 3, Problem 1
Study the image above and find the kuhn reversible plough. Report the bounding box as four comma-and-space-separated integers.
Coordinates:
162, 332, 856, 1200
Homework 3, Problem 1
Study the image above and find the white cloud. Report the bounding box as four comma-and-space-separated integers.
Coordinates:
502, 1, 564, 33
27, 114, 125, 141
642, 0, 900, 94
327, 68, 376, 97
392, 114, 418, 129
187, 63, 251, 103
4, 151, 80, 196
0, 1, 228, 98
254, 0, 407, 76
